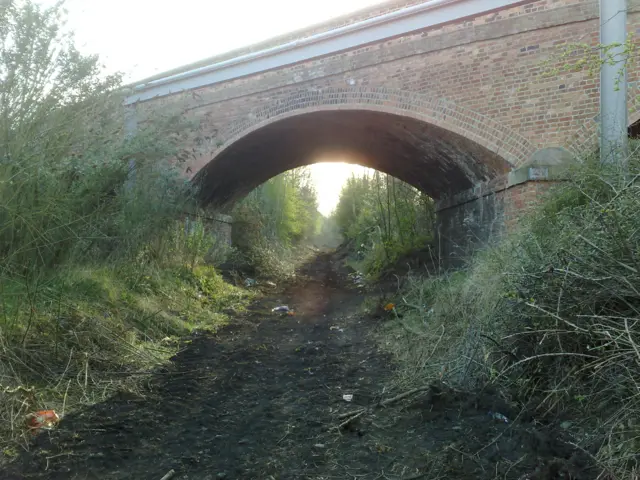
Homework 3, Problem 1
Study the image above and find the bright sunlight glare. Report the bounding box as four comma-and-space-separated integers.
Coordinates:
309, 163, 374, 217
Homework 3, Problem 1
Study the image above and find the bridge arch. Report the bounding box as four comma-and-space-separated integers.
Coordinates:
191, 87, 537, 206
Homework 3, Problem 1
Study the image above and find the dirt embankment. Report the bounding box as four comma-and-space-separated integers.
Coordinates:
2, 252, 593, 480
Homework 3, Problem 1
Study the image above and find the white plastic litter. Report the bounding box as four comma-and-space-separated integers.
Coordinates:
272, 305, 291, 313
488, 411, 509, 423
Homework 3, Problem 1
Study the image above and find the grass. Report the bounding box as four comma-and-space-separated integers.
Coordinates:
0, 0, 257, 454
0, 259, 252, 452
377, 147, 640, 478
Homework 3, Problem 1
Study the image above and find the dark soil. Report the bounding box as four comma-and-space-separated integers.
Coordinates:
2, 252, 595, 480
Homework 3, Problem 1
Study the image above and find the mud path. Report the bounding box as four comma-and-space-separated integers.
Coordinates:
4, 253, 591, 480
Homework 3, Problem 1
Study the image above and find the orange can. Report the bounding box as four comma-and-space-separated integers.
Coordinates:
27, 410, 60, 433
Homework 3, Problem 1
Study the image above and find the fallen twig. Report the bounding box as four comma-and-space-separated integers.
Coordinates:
335, 409, 366, 431
276, 431, 289, 445
333, 385, 433, 431
45, 453, 77, 471
337, 408, 365, 420
160, 469, 176, 480
379, 385, 431, 408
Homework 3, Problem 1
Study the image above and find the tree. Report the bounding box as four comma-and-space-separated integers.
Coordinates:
332, 171, 434, 276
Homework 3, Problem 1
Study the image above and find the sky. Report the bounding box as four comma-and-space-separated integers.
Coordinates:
36, 0, 382, 215
309, 163, 375, 215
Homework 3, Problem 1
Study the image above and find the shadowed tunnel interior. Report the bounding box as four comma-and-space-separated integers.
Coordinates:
194, 110, 513, 207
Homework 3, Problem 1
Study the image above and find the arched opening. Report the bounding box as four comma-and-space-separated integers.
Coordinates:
227, 162, 437, 278
193, 109, 513, 208
629, 117, 640, 139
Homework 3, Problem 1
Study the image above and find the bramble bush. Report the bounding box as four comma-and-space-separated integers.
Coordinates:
0, 0, 248, 449
382, 148, 640, 478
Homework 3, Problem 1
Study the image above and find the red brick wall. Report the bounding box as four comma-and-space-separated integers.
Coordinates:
434, 176, 560, 265
501, 180, 559, 229
136, 0, 640, 183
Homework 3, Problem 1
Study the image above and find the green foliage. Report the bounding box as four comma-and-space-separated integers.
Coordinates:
382, 146, 640, 477
234, 168, 319, 245
231, 167, 321, 278
333, 172, 434, 277
0, 0, 244, 448
169, 216, 221, 269
0, 1, 198, 279
542, 33, 637, 95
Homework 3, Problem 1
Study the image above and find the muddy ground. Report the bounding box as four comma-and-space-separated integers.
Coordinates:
3, 252, 594, 480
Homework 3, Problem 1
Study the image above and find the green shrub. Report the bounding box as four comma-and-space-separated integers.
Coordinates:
0, 0, 242, 448
231, 167, 320, 278
333, 172, 435, 278
0, 2, 198, 281
382, 148, 640, 477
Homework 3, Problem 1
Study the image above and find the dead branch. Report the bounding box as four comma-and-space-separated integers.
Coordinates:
333, 385, 433, 431
335, 409, 366, 431
337, 408, 366, 420
379, 385, 431, 408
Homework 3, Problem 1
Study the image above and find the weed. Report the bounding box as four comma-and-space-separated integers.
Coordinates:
0, 1, 246, 451
381, 147, 640, 477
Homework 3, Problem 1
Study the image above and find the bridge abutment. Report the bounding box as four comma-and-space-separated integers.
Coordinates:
435, 148, 572, 267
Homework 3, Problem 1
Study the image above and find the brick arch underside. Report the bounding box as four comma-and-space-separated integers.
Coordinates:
192, 89, 536, 206
196, 109, 511, 206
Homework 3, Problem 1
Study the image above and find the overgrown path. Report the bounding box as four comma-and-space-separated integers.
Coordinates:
4, 253, 394, 479
4, 253, 588, 480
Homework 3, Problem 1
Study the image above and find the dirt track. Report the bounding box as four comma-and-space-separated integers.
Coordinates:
3, 253, 593, 480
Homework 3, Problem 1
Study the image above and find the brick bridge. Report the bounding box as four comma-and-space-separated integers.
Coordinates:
125, 0, 640, 261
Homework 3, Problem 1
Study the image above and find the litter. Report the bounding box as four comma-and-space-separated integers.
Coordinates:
383, 303, 395, 312
244, 278, 257, 287
330, 325, 344, 332
265, 281, 277, 288
26, 410, 60, 433
343, 394, 354, 402
349, 272, 366, 287
159, 470, 176, 480
488, 411, 509, 423
272, 305, 290, 313
272, 305, 295, 316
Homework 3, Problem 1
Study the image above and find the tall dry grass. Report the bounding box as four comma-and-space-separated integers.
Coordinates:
381, 147, 640, 478
0, 1, 245, 452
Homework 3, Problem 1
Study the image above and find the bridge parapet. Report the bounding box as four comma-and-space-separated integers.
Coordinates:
126, 0, 543, 105
132, 0, 430, 88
